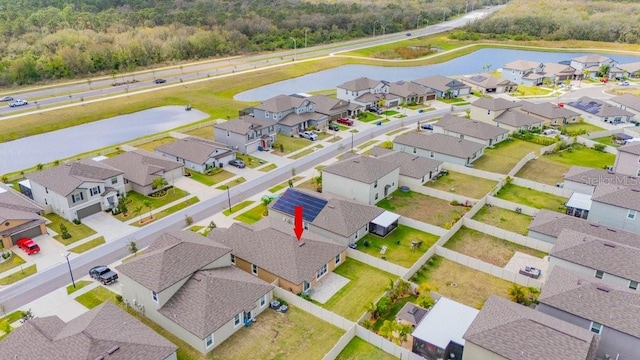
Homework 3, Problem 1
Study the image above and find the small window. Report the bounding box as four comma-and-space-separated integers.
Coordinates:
45, 187, 48, 194
595, 270, 604, 279
374, 180, 378, 189
335, 254, 341, 265
413, 147, 417, 154
226, 131, 230, 137
304, 222, 309, 230
265, 111, 270, 118
251, 264, 258, 275
230, 254, 235, 265
260, 295, 266, 308
316, 264, 328, 279
590, 322, 602, 334
234, 313, 241, 327
111, 177, 117, 185
152, 291, 158, 303
205, 334, 214, 348
430, 151, 434, 158
628, 210, 636, 220
637, 169, 640, 177
630, 280, 638, 290
375, 193, 379, 200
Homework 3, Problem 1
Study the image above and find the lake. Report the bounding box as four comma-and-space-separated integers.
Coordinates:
235, 48, 640, 101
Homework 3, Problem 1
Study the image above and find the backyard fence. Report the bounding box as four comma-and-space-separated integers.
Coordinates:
355, 325, 424, 360
273, 287, 354, 331
442, 163, 505, 181
322, 326, 356, 360
511, 177, 572, 198
507, 152, 536, 177
576, 137, 617, 155
485, 196, 539, 217
463, 196, 487, 219
346, 248, 409, 277
583, 129, 616, 140
462, 218, 553, 253
412, 184, 479, 203
399, 217, 448, 237
403, 246, 437, 282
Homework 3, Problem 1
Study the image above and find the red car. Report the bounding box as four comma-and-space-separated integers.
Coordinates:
17, 238, 40, 255
336, 117, 354, 126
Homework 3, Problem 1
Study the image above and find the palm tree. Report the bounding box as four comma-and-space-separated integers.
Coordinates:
143, 200, 153, 219
367, 302, 379, 320
133, 205, 144, 222
378, 320, 398, 343
152, 177, 168, 191
508, 284, 527, 304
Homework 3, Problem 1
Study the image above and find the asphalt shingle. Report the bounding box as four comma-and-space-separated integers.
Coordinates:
103, 149, 183, 187
155, 137, 232, 165
393, 132, 485, 159
322, 155, 400, 184
26, 159, 123, 196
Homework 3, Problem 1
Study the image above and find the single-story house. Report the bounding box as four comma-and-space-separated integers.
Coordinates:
412, 296, 479, 360
412, 75, 471, 98
493, 108, 544, 132
463, 296, 598, 360
387, 80, 436, 106
613, 142, 640, 177
433, 114, 509, 147
586, 183, 640, 233
0, 302, 178, 360
393, 132, 485, 166
306, 94, 362, 121
469, 97, 521, 124
25, 159, 126, 221
501, 60, 544, 85
518, 101, 580, 126
462, 73, 517, 94
566, 96, 634, 124
102, 149, 184, 195
617, 62, 640, 78
214, 219, 347, 295
277, 111, 328, 136
322, 155, 400, 205
336, 77, 389, 109
609, 94, 640, 118
0, 184, 48, 249
369, 146, 443, 187
396, 302, 428, 328
155, 136, 235, 173
214, 115, 276, 154
116, 231, 274, 354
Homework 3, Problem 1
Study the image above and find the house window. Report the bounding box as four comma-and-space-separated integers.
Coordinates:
265, 111, 270, 118
205, 334, 214, 348
230, 254, 235, 265
413, 147, 417, 154
89, 186, 101, 196
355, 230, 359, 239
590, 322, 602, 334
335, 254, 341, 265
316, 264, 328, 279
430, 151, 434, 158
152, 291, 158, 303
628, 210, 636, 220
234, 313, 241, 327
487, 109, 491, 115
111, 177, 117, 185
375, 193, 379, 200
304, 222, 309, 230
260, 295, 266, 308
226, 131, 230, 137
595, 270, 604, 279
374, 180, 378, 189
71, 192, 84, 203
251, 264, 258, 275
45, 187, 48, 194
630, 280, 639, 290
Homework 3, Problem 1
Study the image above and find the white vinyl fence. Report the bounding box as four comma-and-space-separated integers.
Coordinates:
511, 177, 572, 198
442, 163, 505, 181
486, 196, 539, 216
346, 248, 408, 277
462, 218, 553, 253
413, 184, 479, 203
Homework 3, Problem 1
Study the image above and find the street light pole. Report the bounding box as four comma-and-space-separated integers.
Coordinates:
226, 185, 232, 213
290, 37, 297, 61
62, 253, 75, 288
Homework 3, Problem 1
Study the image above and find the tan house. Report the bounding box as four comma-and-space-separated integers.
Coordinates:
155, 136, 235, 173
462, 73, 517, 94
433, 114, 509, 147
519, 101, 580, 126
387, 80, 436, 106
469, 97, 521, 123
369, 146, 443, 187
307, 94, 362, 121
0, 184, 48, 249
116, 231, 273, 354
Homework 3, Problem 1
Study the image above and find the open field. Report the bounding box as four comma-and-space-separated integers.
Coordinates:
472, 205, 532, 235
560, 122, 605, 134
135, 137, 178, 152
181, 126, 214, 140
358, 225, 438, 268
495, 184, 566, 212
473, 139, 542, 174
378, 190, 468, 228
515, 157, 569, 185
544, 146, 615, 169
115, 188, 189, 221
424, 171, 497, 199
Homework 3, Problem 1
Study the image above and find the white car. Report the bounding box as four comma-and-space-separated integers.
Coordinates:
299, 131, 318, 141
618, 81, 630, 86
0, 96, 13, 102
9, 99, 28, 107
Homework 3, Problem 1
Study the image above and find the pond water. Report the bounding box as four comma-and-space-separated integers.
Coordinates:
0, 106, 208, 174
235, 48, 640, 101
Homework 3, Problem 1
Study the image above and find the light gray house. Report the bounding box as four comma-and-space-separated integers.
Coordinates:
25, 159, 126, 221
549, 229, 640, 291
387, 80, 436, 106
461, 73, 517, 94
306, 94, 362, 121
213, 115, 276, 154
613, 142, 640, 177
538, 267, 640, 360
412, 75, 471, 98
617, 62, 640, 78
518, 101, 580, 126
393, 132, 485, 166
501, 60, 544, 85
587, 183, 640, 233
563, 166, 631, 195
116, 231, 273, 354
570, 55, 616, 78
155, 137, 235, 173
336, 77, 389, 109
469, 97, 522, 124
566, 96, 634, 124
102, 149, 184, 195
610, 94, 640, 118
0, 184, 48, 249
246, 94, 329, 135
0, 302, 178, 360
463, 295, 598, 360
433, 114, 509, 147
322, 155, 400, 205
543, 62, 578, 82
369, 146, 443, 187
493, 108, 544, 132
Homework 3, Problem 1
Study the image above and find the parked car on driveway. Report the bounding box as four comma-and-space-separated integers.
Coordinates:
9, 99, 28, 107
420, 123, 433, 130
0, 96, 13, 102
89, 266, 119, 285
17, 238, 40, 255
336, 117, 354, 126
154, 78, 167, 84
229, 159, 246, 168
329, 124, 340, 131
299, 130, 318, 140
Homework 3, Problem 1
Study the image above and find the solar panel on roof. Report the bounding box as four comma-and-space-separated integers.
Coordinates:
271, 188, 327, 222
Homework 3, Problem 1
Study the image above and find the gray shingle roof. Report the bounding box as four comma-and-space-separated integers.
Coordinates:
155, 136, 232, 165
463, 73, 516, 89
471, 97, 520, 111
116, 231, 231, 292
610, 94, 640, 113
394, 132, 485, 159
396, 303, 428, 326
306, 95, 360, 116
494, 108, 543, 127
464, 296, 598, 360
591, 183, 640, 211
572, 55, 612, 64
216, 219, 346, 285
543, 62, 577, 77
0, 185, 43, 223
563, 166, 635, 187
520, 101, 579, 119
388, 80, 432, 98
551, 229, 640, 282
337, 77, 384, 92
255, 94, 307, 112
618, 142, 640, 156
158, 267, 273, 339
26, 159, 123, 196
214, 115, 272, 135
435, 114, 509, 140
373, 148, 443, 179
102, 149, 183, 187
539, 267, 640, 338
322, 155, 400, 184
278, 111, 326, 126
503, 60, 543, 71
617, 62, 640, 74
567, 96, 635, 118
412, 75, 469, 93
0, 302, 177, 360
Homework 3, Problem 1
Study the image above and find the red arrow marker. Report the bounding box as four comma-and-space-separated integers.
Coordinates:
294, 206, 304, 241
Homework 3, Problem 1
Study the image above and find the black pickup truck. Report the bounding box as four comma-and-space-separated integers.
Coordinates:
89, 265, 119, 285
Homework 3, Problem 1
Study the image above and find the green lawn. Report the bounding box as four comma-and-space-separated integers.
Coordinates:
424, 171, 497, 199
378, 190, 468, 228
0, 310, 25, 328
75, 286, 119, 309
544, 146, 615, 169
336, 337, 398, 360
323, 258, 396, 321
181, 126, 214, 140
67, 280, 92, 294
259, 163, 277, 172
45, 213, 97, 245
215, 177, 246, 190
185, 168, 235, 186
223, 200, 254, 216
473, 139, 542, 174
358, 112, 382, 123
592, 136, 620, 148
273, 134, 313, 155
116, 188, 189, 221
0, 251, 26, 274
495, 184, 566, 212
269, 176, 303, 193
288, 145, 323, 160
515, 157, 570, 186
235, 153, 266, 169
357, 140, 379, 150
131, 197, 200, 227
234, 203, 267, 224
69, 236, 106, 253
359, 225, 438, 268
472, 205, 533, 235
0, 264, 37, 285
560, 122, 605, 134
512, 85, 552, 96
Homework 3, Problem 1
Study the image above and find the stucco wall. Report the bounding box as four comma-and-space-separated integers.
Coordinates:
549, 257, 638, 290
463, 341, 508, 360
613, 151, 640, 177
588, 202, 640, 233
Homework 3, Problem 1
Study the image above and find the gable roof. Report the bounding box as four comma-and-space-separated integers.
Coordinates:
0, 185, 43, 222
503, 60, 543, 71
463, 73, 516, 89
155, 137, 232, 165
102, 150, 183, 187
564, 166, 635, 188
591, 183, 640, 211
158, 267, 272, 339
471, 97, 520, 111
520, 101, 579, 119
396, 302, 428, 326
255, 94, 308, 112
412, 75, 469, 93
116, 231, 231, 292
306, 95, 360, 116
373, 148, 443, 179
617, 62, 640, 74
494, 108, 543, 127
618, 141, 640, 156
1, 302, 177, 360
539, 267, 640, 338
278, 111, 326, 127
572, 54, 613, 64
435, 114, 509, 140
26, 159, 123, 196
567, 96, 635, 118
337, 77, 385, 92
610, 94, 640, 113
216, 219, 346, 285
464, 296, 597, 360
388, 80, 431, 98
394, 132, 485, 159
543, 62, 577, 76
214, 115, 273, 135
322, 155, 399, 184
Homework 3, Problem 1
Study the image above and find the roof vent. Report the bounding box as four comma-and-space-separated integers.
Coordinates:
606, 228, 617, 232
408, 307, 417, 315
298, 240, 305, 247
589, 223, 600, 227
632, 188, 640, 192
597, 285, 611, 293
107, 346, 120, 355
604, 242, 617, 248
327, 205, 335, 209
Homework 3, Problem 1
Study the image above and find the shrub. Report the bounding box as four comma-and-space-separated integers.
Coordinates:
60, 224, 71, 239
72, 218, 81, 225
363, 240, 370, 247
115, 294, 123, 302
593, 143, 606, 152
450, 200, 459, 206
300, 293, 312, 301
184, 215, 194, 226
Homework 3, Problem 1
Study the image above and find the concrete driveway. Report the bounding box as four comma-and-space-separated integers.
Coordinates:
81, 212, 135, 242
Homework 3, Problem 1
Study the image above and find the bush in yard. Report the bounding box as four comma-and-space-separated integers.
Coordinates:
450, 200, 459, 206
115, 294, 123, 302
376, 296, 392, 316
363, 240, 370, 247
60, 224, 71, 239
184, 215, 194, 226
593, 143, 606, 152
72, 218, 81, 225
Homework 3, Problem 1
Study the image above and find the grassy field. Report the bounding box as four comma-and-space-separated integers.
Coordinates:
67, 280, 92, 295
235, 153, 266, 169
75, 286, 119, 309
181, 126, 214, 140
223, 200, 254, 216
472, 205, 533, 235
512, 85, 552, 96
185, 169, 235, 186
45, 213, 97, 245
424, 171, 497, 199
495, 184, 566, 212
473, 139, 542, 174
592, 136, 620, 148
357, 140, 380, 150
259, 163, 277, 172
234, 203, 267, 224
336, 337, 398, 360
0, 264, 37, 285
135, 137, 178, 152
0, 251, 26, 274
116, 188, 189, 221
358, 225, 438, 268
288, 145, 323, 159
377, 190, 468, 228
273, 134, 314, 155
444, 227, 547, 267
410, 256, 513, 309
131, 197, 200, 226
216, 177, 246, 189
544, 146, 615, 169
515, 157, 570, 185
69, 236, 106, 253
561, 122, 605, 134
294, 178, 319, 192
269, 176, 303, 193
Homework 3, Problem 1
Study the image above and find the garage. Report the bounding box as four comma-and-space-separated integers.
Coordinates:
76, 202, 102, 219
10, 226, 45, 245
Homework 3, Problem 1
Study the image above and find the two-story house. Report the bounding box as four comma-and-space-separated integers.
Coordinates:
461, 73, 517, 94
501, 60, 545, 85
393, 132, 485, 167
0, 184, 48, 249
519, 101, 580, 126
567, 96, 634, 124
247, 94, 328, 135
214, 115, 276, 154
369, 146, 443, 187
586, 183, 640, 234
613, 142, 640, 177
469, 97, 522, 124
116, 231, 274, 354
432, 114, 509, 147
155, 136, 235, 173
322, 155, 400, 205
412, 75, 471, 98
570, 55, 616, 78
336, 77, 389, 109
25, 159, 125, 221
617, 62, 640, 79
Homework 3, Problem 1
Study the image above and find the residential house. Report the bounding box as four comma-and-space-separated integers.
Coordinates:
215, 219, 347, 295
469, 97, 521, 124
542, 62, 578, 83
387, 80, 436, 106
213, 115, 276, 154
25, 159, 125, 221
432, 114, 509, 147
617, 62, 640, 78
0, 302, 178, 360
493, 108, 544, 132
501, 60, 545, 85
268, 187, 399, 246
563, 166, 631, 195
519, 101, 580, 126
610, 94, 640, 118
549, 229, 640, 291
462, 73, 517, 94
411, 297, 478, 360
0, 184, 47, 249
336, 77, 389, 109
116, 231, 274, 354
412, 75, 471, 99
155, 137, 235, 173
102, 149, 184, 196
538, 267, 640, 360
586, 183, 640, 234
322, 155, 400, 205
393, 132, 485, 166
306, 94, 361, 121
567, 96, 634, 124
396, 303, 428, 328
246, 94, 328, 135
369, 146, 443, 187
570, 55, 616, 78
463, 295, 598, 360
613, 142, 640, 177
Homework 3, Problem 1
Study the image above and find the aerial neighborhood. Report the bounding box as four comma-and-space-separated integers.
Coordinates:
3, 46, 640, 360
